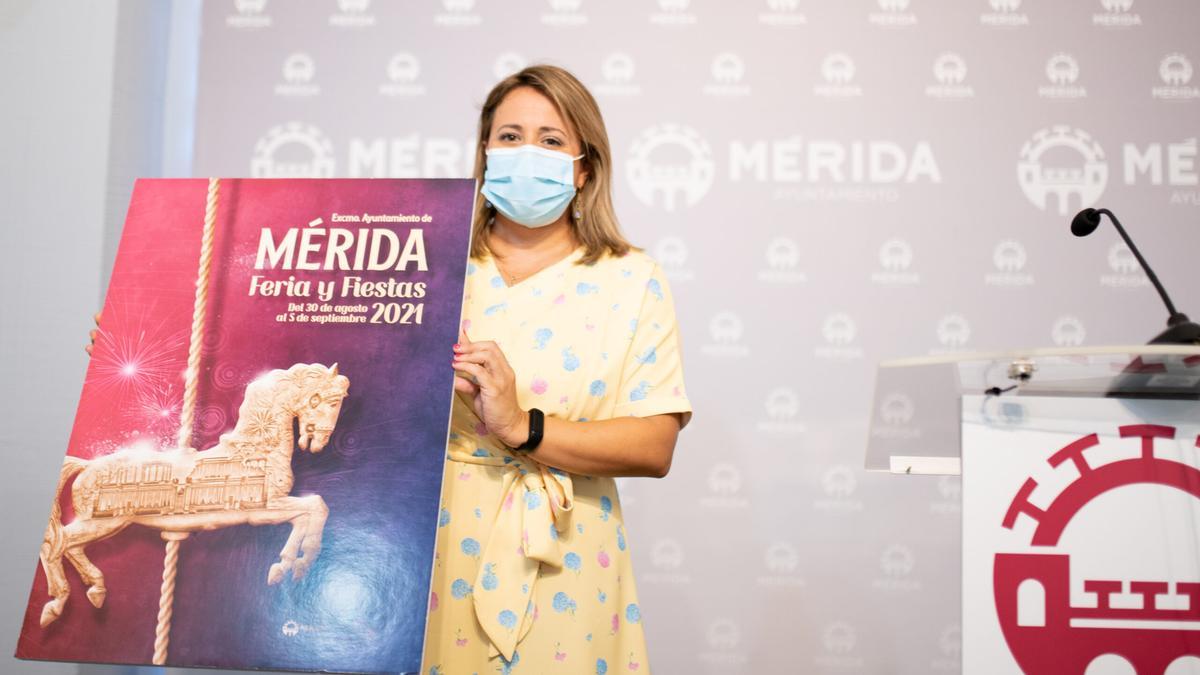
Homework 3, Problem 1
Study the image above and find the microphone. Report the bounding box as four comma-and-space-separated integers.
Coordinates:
1071, 207, 1200, 345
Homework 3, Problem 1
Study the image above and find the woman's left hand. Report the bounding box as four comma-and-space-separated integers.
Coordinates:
451, 330, 528, 447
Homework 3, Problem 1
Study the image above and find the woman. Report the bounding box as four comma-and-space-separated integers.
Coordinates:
427, 65, 691, 673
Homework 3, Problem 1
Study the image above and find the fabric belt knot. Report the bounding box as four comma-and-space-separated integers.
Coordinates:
448, 449, 574, 662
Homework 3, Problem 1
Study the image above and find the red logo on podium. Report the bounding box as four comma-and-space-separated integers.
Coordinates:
994, 425, 1200, 673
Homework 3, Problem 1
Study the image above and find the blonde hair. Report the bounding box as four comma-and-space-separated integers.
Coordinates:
471, 64, 633, 265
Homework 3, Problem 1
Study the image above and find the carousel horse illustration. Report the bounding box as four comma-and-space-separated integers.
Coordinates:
38, 362, 350, 628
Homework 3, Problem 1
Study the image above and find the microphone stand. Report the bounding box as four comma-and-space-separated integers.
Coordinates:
1073, 208, 1200, 345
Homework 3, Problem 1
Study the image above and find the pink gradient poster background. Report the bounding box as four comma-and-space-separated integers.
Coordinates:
16, 178, 475, 674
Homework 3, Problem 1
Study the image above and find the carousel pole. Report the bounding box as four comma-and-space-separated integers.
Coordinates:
153, 177, 219, 666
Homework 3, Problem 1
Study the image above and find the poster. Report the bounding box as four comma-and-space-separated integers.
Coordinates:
15, 178, 475, 673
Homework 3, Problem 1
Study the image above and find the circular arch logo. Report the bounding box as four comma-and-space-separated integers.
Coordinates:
993, 240, 1028, 272
764, 386, 800, 420
1050, 315, 1086, 347
821, 52, 856, 84
602, 52, 635, 83
282, 53, 315, 83
706, 619, 741, 650
880, 392, 915, 425
626, 124, 714, 211
764, 541, 800, 573
821, 465, 856, 498
251, 122, 336, 178
933, 52, 967, 85
822, 621, 857, 654
765, 236, 800, 269
386, 53, 420, 83
936, 313, 971, 348
1108, 242, 1139, 273
1159, 53, 1193, 86
708, 311, 743, 344
880, 543, 916, 577
1045, 53, 1080, 85
711, 52, 745, 84
650, 538, 684, 570
993, 424, 1200, 673
707, 462, 742, 494
1017, 125, 1108, 216
492, 52, 528, 81
822, 313, 857, 346
879, 238, 914, 271
654, 236, 688, 269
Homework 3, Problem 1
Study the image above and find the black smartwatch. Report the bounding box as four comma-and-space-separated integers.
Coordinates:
514, 408, 544, 452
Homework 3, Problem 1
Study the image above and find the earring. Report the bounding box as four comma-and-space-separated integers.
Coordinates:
484, 199, 493, 209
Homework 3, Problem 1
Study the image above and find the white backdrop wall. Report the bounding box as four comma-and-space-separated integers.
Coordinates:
1, 3, 120, 674
0, 2, 206, 674
191, 1, 1200, 673
3, 1, 1199, 674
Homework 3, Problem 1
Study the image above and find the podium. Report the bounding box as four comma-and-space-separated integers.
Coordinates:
866, 346, 1200, 674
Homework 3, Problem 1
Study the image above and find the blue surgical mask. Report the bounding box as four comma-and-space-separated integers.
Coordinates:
481, 145, 583, 228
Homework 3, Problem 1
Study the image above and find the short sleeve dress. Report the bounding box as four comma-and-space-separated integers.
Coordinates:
421, 248, 691, 675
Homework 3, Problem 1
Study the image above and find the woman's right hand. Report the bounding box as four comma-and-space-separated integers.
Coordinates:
85, 311, 101, 355
451, 329, 529, 448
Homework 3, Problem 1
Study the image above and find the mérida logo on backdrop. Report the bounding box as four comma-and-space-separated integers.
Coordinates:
626, 124, 715, 211
1018, 125, 1200, 211
251, 122, 336, 177
1017, 126, 1107, 216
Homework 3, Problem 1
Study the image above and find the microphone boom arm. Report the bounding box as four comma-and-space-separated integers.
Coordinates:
1072, 206, 1198, 345
1095, 208, 1182, 320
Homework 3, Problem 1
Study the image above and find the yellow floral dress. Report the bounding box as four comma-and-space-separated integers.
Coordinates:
422, 248, 691, 675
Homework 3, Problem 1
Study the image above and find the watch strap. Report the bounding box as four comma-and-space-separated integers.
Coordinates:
515, 408, 544, 452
